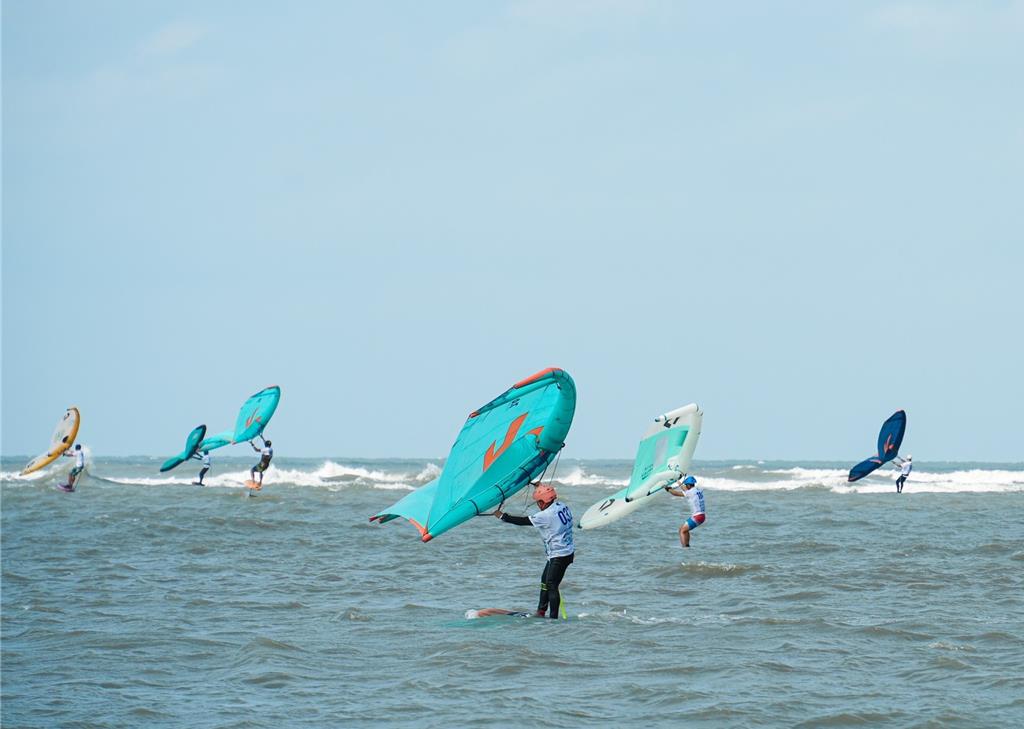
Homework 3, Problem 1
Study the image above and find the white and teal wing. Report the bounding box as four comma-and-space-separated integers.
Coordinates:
578, 403, 702, 530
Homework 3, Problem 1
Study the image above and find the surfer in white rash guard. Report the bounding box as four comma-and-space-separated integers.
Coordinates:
61, 444, 85, 490
192, 450, 211, 486
494, 483, 575, 619
666, 475, 705, 547
894, 455, 912, 494
249, 440, 273, 486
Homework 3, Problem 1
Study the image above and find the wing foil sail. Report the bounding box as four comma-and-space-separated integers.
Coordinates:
199, 386, 281, 452
371, 368, 577, 542
160, 424, 208, 472
579, 403, 703, 530
847, 410, 907, 482
22, 407, 81, 475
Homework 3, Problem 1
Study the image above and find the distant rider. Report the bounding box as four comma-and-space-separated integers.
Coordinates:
895, 454, 912, 494
61, 444, 85, 490
192, 449, 212, 486
250, 439, 273, 485
666, 475, 705, 548
495, 483, 575, 619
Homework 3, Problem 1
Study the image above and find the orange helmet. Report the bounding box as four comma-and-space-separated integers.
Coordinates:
532, 482, 557, 506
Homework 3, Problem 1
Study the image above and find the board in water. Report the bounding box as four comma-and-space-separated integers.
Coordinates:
58, 466, 88, 493
579, 403, 703, 530
244, 480, 263, 491
465, 608, 534, 619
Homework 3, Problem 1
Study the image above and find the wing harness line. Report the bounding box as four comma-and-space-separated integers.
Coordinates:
520, 445, 564, 514
478, 482, 512, 516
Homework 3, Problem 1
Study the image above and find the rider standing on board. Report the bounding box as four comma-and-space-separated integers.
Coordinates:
495, 483, 575, 619
61, 444, 85, 490
666, 475, 705, 548
249, 440, 273, 486
192, 450, 212, 486
894, 454, 912, 494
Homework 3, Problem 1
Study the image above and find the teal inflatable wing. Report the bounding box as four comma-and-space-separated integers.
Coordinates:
198, 385, 281, 452
199, 430, 233, 452
233, 385, 281, 443
160, 425, 207, 472
370, 367, 576, 542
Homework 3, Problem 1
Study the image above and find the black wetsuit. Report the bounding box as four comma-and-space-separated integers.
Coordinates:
192, 454, 211, 485
500, 513, 575, 618
251, 446, 273, 481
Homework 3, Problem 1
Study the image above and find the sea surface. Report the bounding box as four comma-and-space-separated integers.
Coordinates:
3, 457, 1023, 728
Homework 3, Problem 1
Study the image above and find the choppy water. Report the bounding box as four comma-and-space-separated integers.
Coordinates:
3, 458, 1023, 727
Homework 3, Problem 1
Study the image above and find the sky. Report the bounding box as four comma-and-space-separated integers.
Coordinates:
2, 0, 1022, 461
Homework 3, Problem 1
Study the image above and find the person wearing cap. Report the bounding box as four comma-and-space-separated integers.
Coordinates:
894, 455, 913, 494
249, 439, 274, 486
494, 482, 575, 619
666, 475, 705, 548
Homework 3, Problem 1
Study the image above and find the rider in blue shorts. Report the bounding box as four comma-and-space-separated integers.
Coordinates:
666, 475, 705, 548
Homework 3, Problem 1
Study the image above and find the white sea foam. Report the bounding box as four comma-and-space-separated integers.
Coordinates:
704, 467, 1024, 494
85, 461, 436, 492
4, 460, 1021, 495
1, 446, 97, 484
552, 465, 628, 488
315, 462, 407, 483
102, 475, 196, 486
0, 469, 48, 482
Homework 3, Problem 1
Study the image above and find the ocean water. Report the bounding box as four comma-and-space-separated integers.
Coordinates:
2, 457, 1023, 728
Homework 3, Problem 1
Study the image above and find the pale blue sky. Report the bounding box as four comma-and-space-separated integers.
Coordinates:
3, 1, 1022, 460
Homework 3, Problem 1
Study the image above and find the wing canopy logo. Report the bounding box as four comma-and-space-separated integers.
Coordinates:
483, 413, 528, 471
482, 414, 546, 471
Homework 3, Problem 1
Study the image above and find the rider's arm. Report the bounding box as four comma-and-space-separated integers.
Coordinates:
500, 514, 532, 526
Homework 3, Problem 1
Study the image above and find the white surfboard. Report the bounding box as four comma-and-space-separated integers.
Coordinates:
578, 403, 702, 529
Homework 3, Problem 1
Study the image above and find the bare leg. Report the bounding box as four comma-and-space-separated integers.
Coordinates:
679, 524, 690, 548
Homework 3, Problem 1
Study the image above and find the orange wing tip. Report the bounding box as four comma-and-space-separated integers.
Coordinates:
407, 518, 430, 540
513, 367, 562, 389
422, 534, 433, 543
